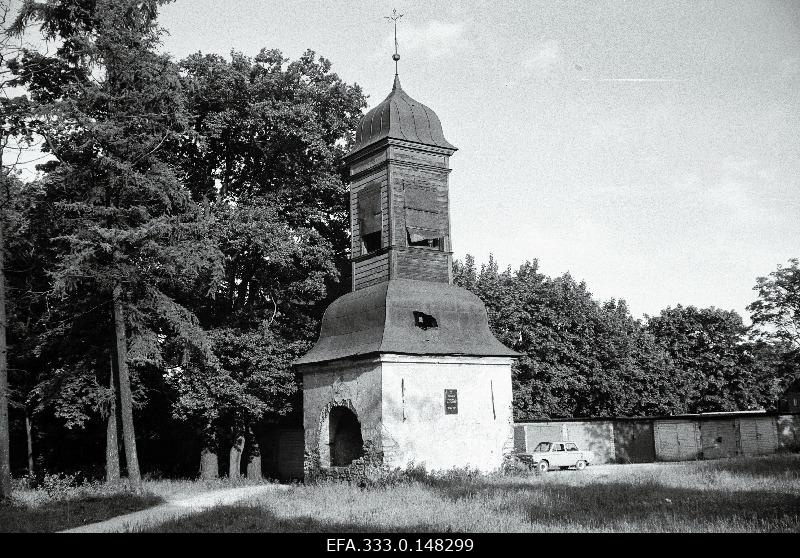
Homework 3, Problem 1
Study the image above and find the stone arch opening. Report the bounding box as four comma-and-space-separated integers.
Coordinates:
328, 406, 364, 467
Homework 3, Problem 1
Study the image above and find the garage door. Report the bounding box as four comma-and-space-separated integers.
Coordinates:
737, 417, 778, 456
614, 420, 655, 463
654, 420, 699, 461
700, 419, 737, 459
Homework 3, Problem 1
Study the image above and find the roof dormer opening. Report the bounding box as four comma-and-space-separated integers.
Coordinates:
413, 311, 438, 330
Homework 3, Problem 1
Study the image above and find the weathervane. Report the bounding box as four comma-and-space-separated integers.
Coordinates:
384, 8, 404, 76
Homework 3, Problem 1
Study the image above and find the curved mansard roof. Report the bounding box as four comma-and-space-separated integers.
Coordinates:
295, 279, 518, 366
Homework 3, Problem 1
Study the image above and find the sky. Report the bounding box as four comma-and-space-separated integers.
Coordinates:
10, 0, 800, 320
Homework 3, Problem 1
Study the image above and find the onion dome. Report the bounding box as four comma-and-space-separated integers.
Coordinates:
350, 75, 456, 153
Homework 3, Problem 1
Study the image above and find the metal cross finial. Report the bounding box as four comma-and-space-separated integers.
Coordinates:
384, 8, 404, 76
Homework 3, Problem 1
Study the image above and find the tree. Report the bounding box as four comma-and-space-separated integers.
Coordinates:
748, 258, 800, 351
645, 305, 761, 413
0, 176, 8, 497
3, 4, 365, 480
9, 0, 222, 484
0, 0, 39, 499
746, 258, 800, 407
167, 48, 365, 474
457, 255, 784, 417
455, 256, 681, 420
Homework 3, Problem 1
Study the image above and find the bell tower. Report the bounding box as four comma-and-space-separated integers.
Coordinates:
295, 17, 518, 479
345, 75, 457, 291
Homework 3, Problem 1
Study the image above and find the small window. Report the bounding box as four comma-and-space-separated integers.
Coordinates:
358, 185, 382, 255
553, 443, 565, 452
565, 443, 579, 452
404, 184, 443, 250
361, 231, 381, 254
534, 442, 551, 452
407, 230, 442, 249
413, 311, 438, 330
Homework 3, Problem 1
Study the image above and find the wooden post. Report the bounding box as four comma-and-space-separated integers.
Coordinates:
112, 285, 140, 485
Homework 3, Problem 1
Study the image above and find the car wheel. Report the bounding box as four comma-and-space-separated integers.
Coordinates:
575, 460, 587, 471
537, 461, 549, 473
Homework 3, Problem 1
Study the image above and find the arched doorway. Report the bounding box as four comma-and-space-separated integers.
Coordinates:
328, 406, 364, 466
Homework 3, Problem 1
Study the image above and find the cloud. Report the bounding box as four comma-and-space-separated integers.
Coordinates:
778, 57, 799, 79
522, 39, 562, 75
670, 157, 779, 225
578, 78, 686, 83
719, 155, 757, 175
381, 21, 466, 59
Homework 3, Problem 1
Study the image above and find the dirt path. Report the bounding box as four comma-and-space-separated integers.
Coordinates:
60, 484, 289, 533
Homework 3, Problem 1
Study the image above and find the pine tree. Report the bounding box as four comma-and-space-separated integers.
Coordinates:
9, 0, 222, 484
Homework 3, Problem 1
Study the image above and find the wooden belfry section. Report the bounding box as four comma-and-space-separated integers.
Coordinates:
295, 67, 518, 478
348, 75, 456, 289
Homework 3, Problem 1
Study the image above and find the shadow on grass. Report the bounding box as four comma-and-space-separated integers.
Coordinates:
0, 492, 165, 533
146, 476, 800, 532
694, 454, 800, 479
146, 506, 446, 533
427, 475, 800, 531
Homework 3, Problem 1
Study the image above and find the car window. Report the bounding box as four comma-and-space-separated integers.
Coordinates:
565, 443, 579, 451
534, 442, 551, 452
553, 443, 565, 452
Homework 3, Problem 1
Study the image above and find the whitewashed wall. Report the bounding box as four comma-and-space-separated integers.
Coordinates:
380, 355, 515, 472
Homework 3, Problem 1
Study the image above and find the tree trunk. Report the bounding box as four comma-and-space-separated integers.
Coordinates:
229, 435, 245, 480
199, 448, 218, 480
0, 216, 10, 500
25, 410, 34, 478
112, 285, 140, 485
105, 356, 120, 483
246, 440, 262, 480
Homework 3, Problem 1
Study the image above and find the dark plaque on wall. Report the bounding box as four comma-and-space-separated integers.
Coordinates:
444, 389, 458, 414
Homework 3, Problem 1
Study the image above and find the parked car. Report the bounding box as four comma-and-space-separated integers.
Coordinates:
516, 441, 594, 472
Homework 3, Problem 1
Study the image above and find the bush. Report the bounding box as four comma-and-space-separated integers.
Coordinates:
361, 461, 429, 488
361, 462, 493, 489
19, 471, 134, 502
500, 453, 536, 476
40, 472, 81, 499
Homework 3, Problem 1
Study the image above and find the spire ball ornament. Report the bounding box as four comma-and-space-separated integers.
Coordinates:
385, 8, 404, 76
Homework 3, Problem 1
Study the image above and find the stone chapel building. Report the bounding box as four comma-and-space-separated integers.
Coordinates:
294, 72, 518, 476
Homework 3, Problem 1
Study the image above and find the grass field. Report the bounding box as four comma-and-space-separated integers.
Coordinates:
146, 454, 800, 533
0, 477, 264, 533
2, 455, 799, 532
0, 481, 162, 533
